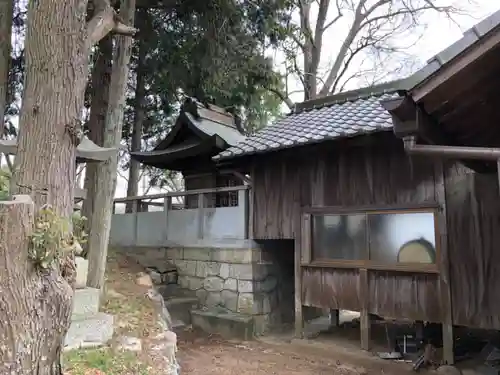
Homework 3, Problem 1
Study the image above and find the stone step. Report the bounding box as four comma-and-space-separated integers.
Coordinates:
72, 287, 100, 320
165, 297, 199, 325
64, 312, 114, 351
191, 309, 254, 341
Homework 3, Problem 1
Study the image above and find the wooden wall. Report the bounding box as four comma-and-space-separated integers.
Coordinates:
252, 134, 438, 239
249, 133, 500, 330
445, 163, 500, 329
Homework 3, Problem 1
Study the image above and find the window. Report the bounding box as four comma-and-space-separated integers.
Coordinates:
368, 212, 436, 264
312, 214, 366, 261
310, 209, 437, 267
215, 174, 239, 207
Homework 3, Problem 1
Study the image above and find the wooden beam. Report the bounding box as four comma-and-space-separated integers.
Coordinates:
294, 216, 305, 338
412, 27, 500, 102
359, 268, 370, 351
435, 160, 454, 365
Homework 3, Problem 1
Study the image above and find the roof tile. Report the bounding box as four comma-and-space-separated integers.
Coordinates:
215, 91, 400, 160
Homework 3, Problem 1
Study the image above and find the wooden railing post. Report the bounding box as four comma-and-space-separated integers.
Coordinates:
239, 188, 249, 239
164, 196, 171, 241
197, 193, 205, 239
132, 198, 139, 246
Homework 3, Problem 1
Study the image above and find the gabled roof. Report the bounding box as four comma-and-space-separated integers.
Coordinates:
130, 97, 245, 169
216, 81, 405, 160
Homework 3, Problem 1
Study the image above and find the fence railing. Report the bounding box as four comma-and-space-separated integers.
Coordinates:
110, 185, 250, 247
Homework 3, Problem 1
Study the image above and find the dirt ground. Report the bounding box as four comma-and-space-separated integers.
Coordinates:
66, 250, 420, 375
175, 327, 419, 375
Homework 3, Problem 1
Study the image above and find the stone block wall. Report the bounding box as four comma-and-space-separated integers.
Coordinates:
166, 247, 283, 335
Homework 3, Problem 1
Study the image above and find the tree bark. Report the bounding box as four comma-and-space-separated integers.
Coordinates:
125, 13, 147, 212
4, 0, 88, 371
0, 196, 73, 374
0, 0, 13, 167
82, 35, 113, 233
0, 0, 136, 370
87, 0, 136, 289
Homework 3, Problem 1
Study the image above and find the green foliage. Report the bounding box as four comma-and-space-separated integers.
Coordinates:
121, 0, 292, 141
29, 206, 88, 269
0, 169, 10, 200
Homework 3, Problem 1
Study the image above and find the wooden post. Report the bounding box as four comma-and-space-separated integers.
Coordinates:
359, 268, 370, 350
164, 196, 171, 241
239, 188, 249, 239
329, 309, 340, 328
435, 160, 454, 365
295, 213, 310, 338
197, 193, 205, 239
132, 199, 139, 247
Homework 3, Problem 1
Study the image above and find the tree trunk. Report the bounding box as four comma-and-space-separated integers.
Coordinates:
125, 16, 147, 212
87, 0, 136, 289
0, 0, 135, 369
0, 0, 13, 167
82, 35, 113, 233
3, 0, 89, 371
125, 14, 147, 213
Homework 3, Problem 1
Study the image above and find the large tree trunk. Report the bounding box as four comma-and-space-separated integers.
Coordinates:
125, 13, 147, 213
87, 0, 136, 288
2, 0, 88, 372
0, 0, 135, 370
0, 0, 13, 167
82, 35, 113, 232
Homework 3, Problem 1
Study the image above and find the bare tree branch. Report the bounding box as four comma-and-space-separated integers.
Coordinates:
268, 86, 295, 110
318, 0, 367, 96
86, 0, 137, 48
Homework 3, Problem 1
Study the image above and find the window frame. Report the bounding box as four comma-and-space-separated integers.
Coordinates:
302, 203, 441, 274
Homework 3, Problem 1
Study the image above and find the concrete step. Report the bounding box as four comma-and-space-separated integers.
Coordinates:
72, 287, 100, 320
64, 312, 114, 351
165, 297, 199, 325
191, 309, 254, 341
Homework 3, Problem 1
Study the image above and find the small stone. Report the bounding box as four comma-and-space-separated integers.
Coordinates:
148, 270, 163, 285
116, 336, 142, 352
221, 290, 238, 312
237, 293, 255, 314
203, 276, 224, 292
223, 278, 237, 291
196, 262, 221, 278
74, 256, 88, 289
136, 272, 153, 287
219, 263, 230, 279
196, 289, 208, 304
188, 277, 204, 290
206, 292, 222, 308
238, 280, 254, 293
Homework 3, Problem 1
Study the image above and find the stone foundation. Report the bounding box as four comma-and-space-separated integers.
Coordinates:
166, 247, 282, 334
116, 244, 297, 336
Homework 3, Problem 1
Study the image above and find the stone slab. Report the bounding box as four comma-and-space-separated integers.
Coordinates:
72, 287, 100, 320
64, 312, 114, 350
191, 309, 254, 341
165, 297, 198, 325
74, 257, 88, 289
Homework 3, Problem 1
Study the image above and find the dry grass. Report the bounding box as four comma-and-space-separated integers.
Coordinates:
64, 248, 166, 375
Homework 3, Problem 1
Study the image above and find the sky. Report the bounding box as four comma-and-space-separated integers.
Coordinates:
113, 0, 500, 199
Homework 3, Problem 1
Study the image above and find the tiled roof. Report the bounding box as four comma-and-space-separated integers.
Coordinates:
215, 89, 402, 160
